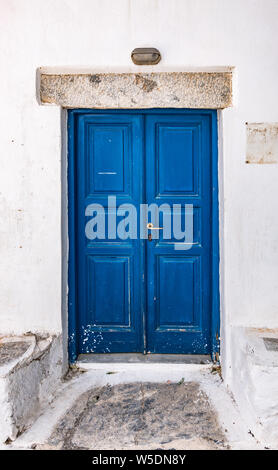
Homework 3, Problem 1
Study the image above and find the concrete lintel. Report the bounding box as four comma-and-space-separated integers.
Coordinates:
38, 71, 233, 109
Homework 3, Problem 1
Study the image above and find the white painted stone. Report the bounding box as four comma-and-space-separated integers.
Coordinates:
228, 327, 278, 448
0, 335, 64, 443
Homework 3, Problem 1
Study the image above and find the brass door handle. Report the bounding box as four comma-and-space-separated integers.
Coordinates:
147, 223, 163, 230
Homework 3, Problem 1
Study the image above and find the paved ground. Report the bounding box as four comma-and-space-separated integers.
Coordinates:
8, 365, 262, 450
36, 381, 226, 450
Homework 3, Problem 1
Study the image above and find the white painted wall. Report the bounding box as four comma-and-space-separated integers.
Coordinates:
1, 1, 278, 365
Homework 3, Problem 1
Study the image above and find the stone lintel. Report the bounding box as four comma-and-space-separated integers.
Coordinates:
39, 71, 233, 109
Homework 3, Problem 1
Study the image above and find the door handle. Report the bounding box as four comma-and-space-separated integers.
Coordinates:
147, 223, 163, 230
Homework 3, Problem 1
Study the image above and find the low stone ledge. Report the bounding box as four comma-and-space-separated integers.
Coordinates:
228, 327, 278, 448
39, 71, 233, 109
0, 334, 64, 443
0, 337, 32, 369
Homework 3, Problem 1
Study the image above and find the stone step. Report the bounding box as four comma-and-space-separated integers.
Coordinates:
0, 334, 63, 443
229, 327, 278, 447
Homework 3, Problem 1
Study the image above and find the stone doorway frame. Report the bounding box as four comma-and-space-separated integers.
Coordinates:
38, 68, 233, 363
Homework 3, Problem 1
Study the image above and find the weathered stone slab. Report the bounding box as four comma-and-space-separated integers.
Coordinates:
0, 341, 29, 366
44, 382, 226, 450
263, 337, 278, 352
246, 123, 278, 164
39, 72, 233, 109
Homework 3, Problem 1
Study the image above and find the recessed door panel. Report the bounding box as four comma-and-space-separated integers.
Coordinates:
156, 255, 200, 329
87, 125, 131, 195
157, 126, 195, 195
87, 256, 131, 327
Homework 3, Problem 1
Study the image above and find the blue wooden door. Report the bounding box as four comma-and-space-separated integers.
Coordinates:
145, 114, 212, 354
74, 113, 144, 353
69, 110, 218, 359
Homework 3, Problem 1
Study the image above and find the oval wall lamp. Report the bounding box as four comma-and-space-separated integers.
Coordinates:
131, 48, 161, 65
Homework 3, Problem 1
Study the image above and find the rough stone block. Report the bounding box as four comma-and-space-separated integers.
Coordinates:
39, 71, 233, 109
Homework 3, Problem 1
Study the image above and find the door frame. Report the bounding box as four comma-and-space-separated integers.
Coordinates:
68, 108, 219, 363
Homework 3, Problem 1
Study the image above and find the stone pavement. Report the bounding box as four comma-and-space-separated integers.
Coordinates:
7, 365, 263, 450
38, 382, 227, 450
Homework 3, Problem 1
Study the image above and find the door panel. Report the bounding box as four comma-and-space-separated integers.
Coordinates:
145, 114, 212, 353
157, 126, 196, 194
87, 125, 131, 195
75, 114, 144, 353
87, 255, 131, 327
157, 256, 200, 328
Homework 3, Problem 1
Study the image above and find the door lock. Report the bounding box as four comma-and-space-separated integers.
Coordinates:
147, 223, 163, 230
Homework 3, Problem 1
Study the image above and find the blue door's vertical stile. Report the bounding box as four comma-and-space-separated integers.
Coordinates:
68, 110, 78, 362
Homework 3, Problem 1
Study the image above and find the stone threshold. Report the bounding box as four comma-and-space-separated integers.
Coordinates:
78, 353, 211, 365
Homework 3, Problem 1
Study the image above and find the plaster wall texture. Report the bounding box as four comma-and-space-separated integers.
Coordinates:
0, 0, 278, 384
